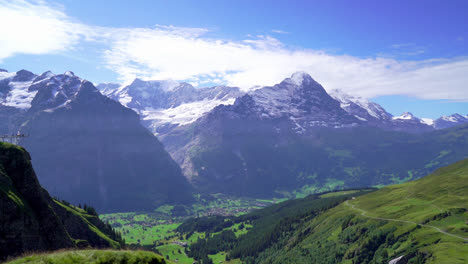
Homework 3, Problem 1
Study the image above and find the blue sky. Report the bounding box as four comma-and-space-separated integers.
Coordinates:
0, 0, 467, 118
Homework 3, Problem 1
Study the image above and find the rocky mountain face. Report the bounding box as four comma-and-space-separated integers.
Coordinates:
0, 69, 193, 212
99, 79, 243, 136
100, 72, 467, 139
0, 142, 122, 260
156, 73, 468, 197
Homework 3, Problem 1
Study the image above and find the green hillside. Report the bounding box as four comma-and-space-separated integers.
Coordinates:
178, 159, 468, 263
257, 158, 468, 264
6, 250, 169, 264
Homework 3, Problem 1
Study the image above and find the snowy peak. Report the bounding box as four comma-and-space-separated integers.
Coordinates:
33, 71, 55, 83
329, 89, 393, 121
420, 118, 434, 126
287, 71, 315, 86
0, 69, 85, 111
12, 70, 36, 82
0, 70, 38, 109
433, 113, 468, 129
64, 71, 75, 77
440, 113, 466, 122
393, 112, 417, 120
29, 71, 84, 112
219, 72, 361, 132
101, 78, 243, 134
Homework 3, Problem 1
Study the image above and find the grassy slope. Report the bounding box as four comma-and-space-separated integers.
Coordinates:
259, 159, 468, 264
6, 250, 170, 264
53, 200, 121, 248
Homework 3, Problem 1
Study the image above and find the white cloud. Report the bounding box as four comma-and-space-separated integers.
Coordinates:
271, 29, 289, 34
0, 0, 95, 60
1, 0, 468, 101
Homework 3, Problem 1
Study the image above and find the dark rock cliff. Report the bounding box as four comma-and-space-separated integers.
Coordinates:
0, 142, 121, 260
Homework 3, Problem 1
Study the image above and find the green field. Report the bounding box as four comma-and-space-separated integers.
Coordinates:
156, 244, 193, 263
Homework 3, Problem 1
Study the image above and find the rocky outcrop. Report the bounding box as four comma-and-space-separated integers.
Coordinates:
0, 143, 73, 260
0, 142, 121, 260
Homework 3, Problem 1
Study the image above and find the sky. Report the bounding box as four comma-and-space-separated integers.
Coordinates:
0, 0, 467, 119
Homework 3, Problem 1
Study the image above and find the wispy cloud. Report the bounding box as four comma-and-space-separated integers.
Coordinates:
387, 43, 426, 57
271, 29, 289, 34
1, 0, 468, 101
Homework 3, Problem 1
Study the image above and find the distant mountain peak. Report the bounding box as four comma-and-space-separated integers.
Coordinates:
13, 69, 36, 82
329, 89, 393, 122
64, 71, 75, 77
287, 71, 314, 86
441, 113, 465, 121
394, 112, 416, 120
129, 78, 181, 92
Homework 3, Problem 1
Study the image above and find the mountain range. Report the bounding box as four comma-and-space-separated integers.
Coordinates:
2, 69, 468, 209
100, 71, 468, 136
0, 69, 193, 212
100, 72, 468, 197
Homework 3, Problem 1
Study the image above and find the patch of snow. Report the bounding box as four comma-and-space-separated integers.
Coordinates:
440, 114, 466, 123
330, 89, 390, 120
354, 115, 367, 121
421, 118, 434, 126
1, 81, 37, 109
392, 112, 415, 120
118, 93, 133, 108
289, 71, 309, 86
290, 116, 306, 133
0, 71, 16, 80
142, 98, 236, 127
64, 71, 75, 77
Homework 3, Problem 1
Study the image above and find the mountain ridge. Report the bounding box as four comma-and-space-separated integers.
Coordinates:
98, 72, 468, 134
0, 69, 194, 212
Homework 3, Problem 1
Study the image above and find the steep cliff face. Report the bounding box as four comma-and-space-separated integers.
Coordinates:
0, 142, 121, 260
20, 81, 193, 212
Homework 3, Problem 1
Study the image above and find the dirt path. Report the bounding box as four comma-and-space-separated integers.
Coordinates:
345, 201, 468, 241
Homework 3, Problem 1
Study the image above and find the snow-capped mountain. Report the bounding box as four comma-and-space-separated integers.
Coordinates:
100, 79, 243, 135
154, 72, 468, 197
329, 91, 467, 131
0, 69, 194, 212
329, 89, 393, 123
0, 69, 83, 113
433, 114, 468, 129
246, 72, 360, 131
97, 71, 468, 137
